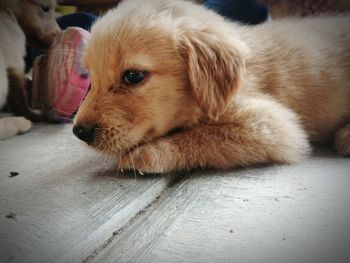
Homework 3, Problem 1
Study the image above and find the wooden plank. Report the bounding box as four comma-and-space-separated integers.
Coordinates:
0, 123, 173, 263
94, 151, 350, 263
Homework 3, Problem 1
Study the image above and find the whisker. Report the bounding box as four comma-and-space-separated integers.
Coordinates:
141, 137, 152, 147
115, 145, 123, 178
134, 142, 148, 171
47, 48, 86, 56
58, 116, 74, 122
126, 143, 137, 180
49, 107, 77, 117
102, 145, 114, 169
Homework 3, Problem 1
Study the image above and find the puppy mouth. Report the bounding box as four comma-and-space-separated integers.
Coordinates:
93, 126, 185, 157
120, 142, 145, 156
120, 126, 185, 155
91, 130, 145, 156
94, 140, 146, 159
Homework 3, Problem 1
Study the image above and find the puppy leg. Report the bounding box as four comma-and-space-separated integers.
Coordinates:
120, 98, 311, 173
6, 68, 45, 122
334, 123, 350, 156
0, 116, 31, 140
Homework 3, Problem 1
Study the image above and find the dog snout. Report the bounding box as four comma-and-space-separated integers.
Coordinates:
51, 29, 61, 39
73, 124, 97, 145
46, 29, 62, 46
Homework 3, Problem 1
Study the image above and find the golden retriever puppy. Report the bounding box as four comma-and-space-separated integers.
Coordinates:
73, 0, 350, 173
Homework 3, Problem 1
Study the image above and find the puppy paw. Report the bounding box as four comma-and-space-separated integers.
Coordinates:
334, 124, 350, 156
119, 142, 175, 174
13, 117, 32, 133
0, 117, 32, 140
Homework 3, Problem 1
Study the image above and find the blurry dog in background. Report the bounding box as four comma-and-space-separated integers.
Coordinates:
0, 0, 60, 140
74, 0, 350, 173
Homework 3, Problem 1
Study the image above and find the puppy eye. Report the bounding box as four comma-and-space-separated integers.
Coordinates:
40, 4, 50, 13
122, 70, 146, 86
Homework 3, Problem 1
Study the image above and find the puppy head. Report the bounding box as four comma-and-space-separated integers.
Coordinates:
74, 0, 248, 155
9, 0, 61, 48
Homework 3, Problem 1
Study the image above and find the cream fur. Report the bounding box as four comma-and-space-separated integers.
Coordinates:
0, 0, 59, 140
0, 8, 28, 140
75, 0, 350, 173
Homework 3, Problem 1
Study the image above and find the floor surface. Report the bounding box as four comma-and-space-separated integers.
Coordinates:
0, 123, 349, 263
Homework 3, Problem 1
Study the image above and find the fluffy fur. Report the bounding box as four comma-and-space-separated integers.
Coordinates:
0, 0, 60, 140
74, 0, 350, 173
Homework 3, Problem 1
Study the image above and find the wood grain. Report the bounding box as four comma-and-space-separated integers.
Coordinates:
0, 123, 173, 263
95, 153, 350, 263
1, 122, 350, 263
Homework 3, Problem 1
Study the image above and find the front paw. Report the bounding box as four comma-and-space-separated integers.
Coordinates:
119, 143, 175, 174
12, 117, 32, 133
0, 117, 32, 140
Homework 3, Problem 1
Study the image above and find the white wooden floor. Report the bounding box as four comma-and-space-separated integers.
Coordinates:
1, 123, 350, 263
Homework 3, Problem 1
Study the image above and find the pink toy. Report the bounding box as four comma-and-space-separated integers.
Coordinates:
32, 27, 90, 122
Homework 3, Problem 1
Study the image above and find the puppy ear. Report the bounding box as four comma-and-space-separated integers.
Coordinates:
179, 26, 248, 120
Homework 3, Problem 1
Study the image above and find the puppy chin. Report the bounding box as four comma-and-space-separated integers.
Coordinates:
95, 142, 143, 163
89, 132, 132, 158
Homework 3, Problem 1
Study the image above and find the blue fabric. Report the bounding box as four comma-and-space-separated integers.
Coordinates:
26, 1, 269, 69
203, 0, 269, 25
56, 12, 97, 31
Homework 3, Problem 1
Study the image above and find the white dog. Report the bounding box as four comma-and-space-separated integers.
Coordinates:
0, 0, 60, 140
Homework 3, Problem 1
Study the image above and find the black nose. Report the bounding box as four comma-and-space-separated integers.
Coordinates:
73, 124, 97, 145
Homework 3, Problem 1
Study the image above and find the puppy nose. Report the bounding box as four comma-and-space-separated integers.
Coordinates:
73, 124, 97, 145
